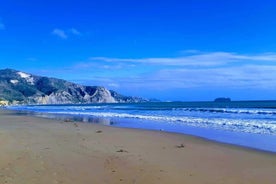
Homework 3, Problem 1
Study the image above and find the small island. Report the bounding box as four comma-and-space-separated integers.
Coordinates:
214, 97, 231, 102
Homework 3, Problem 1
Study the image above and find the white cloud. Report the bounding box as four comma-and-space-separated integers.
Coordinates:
52, 28, 67, 39
26, 57, 38, 61
68, 51, 276, 92
88, 52, 276, 67
0, 21, 5, 30
149, 65, 276, 89
78, 64, 276, 90
52, 28, 82, 39
0, 24, 4, 30
69, 28, 81, 35
107, 83, 120, 88
39, 51, 276, 98
180, 49, 202, 54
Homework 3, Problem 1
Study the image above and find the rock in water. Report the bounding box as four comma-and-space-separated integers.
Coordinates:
214, 97, 231, 102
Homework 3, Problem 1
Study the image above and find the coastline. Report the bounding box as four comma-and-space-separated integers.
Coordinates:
0, 109, 275, 184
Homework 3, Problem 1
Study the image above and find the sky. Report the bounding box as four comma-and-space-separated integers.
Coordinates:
1, 0, 276, 101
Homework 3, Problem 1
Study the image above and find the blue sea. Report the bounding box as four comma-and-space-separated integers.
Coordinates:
7, 101, 276, 153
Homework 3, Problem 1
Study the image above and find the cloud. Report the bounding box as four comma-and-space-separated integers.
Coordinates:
52, 28, 81, 39
107, 83, 120, 88
88, 52, 276, 67
52, 28, 67, 39
149, 65, 276, 89
179, 49, 202, 54
26, 57, 38, 62
69, 28, 81, 35
92, 65, 275, 92
67, 51, 276, 93
0, 24, 4, 30
0, 21, 5, 30
36, 51, 276, 100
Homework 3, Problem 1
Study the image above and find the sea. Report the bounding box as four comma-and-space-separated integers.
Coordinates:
6, 101, 276, 153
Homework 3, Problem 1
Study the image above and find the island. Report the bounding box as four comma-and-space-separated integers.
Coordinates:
214, 97, 231, 102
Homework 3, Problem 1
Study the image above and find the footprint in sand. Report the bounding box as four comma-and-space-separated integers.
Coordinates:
116, 149, 128, 153
176, 143, 185, 148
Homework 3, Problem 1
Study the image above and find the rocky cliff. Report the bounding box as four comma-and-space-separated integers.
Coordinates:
0, 69, 147, 105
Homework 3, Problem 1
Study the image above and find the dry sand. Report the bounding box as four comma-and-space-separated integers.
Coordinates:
0, 109, 275, 184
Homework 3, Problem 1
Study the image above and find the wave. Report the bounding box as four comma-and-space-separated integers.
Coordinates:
39, 111, 276, 135
8, 105, 109, 111
7, 105, 276, 135
10, 105, 276, 115
173, 108, 276, 115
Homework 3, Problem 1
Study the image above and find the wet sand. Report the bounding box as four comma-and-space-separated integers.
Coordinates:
0, 109, 275, 184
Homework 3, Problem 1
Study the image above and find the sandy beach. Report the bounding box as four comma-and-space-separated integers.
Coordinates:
0, 109, 275, 184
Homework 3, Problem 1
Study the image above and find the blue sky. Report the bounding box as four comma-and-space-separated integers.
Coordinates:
1, 0, 276, 101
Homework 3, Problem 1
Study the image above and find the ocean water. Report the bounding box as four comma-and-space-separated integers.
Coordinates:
7, 101, 276, 152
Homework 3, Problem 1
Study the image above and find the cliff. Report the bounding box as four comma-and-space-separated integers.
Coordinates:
0, 69, 147, 105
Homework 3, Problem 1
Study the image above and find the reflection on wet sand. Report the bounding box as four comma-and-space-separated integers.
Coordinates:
29, 112, 114, 125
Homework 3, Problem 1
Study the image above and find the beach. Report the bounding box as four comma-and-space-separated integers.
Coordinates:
0, 109, 275, 184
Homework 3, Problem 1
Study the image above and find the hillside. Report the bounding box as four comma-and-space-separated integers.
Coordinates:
0, 69, 147, 105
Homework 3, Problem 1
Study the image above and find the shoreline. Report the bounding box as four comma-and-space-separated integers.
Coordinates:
0, 109, 276, 183
3, 108, 276, 154
5, 108, 276, 153
4, 108, 276, 155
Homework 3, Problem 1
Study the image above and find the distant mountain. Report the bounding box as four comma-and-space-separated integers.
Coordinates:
0, 69, 148, 105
